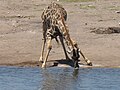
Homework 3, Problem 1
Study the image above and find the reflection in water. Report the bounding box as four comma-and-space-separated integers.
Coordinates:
40, 68, 92, 90
0, 66, 120, 90
72, 69, 79, 79
40, 68, 74, 90
39, 68, 120, 90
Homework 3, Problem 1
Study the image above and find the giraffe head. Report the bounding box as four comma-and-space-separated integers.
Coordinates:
68, 41, 80, 68
67, 40, 80, 60
71, 48, 80, 60
67, 45, 80, 68
71, 48, 80, 68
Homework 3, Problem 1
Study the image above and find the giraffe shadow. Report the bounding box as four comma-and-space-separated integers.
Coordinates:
49, 59, 84, 68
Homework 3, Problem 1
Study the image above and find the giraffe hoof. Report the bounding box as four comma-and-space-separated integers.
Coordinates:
39, 61, 43, 63
41, 63, 46, 68
39, 57, 43, 63
87, 62, 92, 66
87, 61, 92, 66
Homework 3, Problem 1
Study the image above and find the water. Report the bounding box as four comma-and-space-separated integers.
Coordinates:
0, 66, 120, 90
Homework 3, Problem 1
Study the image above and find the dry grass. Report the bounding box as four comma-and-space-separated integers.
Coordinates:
80, 4, 96, 9
61, 0, 95, 2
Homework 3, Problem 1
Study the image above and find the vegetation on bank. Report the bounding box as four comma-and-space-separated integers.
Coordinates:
60, 0, 95, 2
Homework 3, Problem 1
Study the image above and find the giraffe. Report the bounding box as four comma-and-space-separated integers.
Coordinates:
39, 2, 92, 68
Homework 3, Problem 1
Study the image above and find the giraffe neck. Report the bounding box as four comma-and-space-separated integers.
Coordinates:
57, 16, 75, 50
58, 20, 80, 60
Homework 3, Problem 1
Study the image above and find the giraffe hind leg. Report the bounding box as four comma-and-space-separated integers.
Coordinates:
59, 36, 70, 60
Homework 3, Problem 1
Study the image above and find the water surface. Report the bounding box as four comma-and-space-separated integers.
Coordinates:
0, 66, 120, 90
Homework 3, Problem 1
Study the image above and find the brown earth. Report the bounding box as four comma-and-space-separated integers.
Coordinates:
0, 0, 120, 68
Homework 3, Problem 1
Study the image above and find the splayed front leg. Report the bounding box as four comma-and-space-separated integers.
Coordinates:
79, 50, 92, 66
39, 39, 46, 63
42, 48, 51, 68
42, 37, 52, 68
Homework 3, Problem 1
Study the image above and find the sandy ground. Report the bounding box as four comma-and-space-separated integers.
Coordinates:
0, 0, 120, 68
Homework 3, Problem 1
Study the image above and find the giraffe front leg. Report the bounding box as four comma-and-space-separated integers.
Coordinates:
39, 39, 46, 63
39, 20, 47, 63
79, 50, 92, 66
42, 37, 52, 68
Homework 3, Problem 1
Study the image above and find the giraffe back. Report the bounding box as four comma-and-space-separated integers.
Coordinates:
41, 2, 68, 40
41, 2, 67, 22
